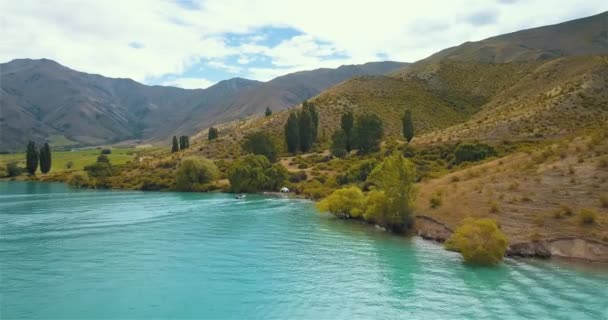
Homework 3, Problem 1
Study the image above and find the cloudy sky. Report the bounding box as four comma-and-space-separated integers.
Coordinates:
1, 0, 606, 89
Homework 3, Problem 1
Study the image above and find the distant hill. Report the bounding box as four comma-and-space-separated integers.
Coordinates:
418, 11, 608, 64
0, 59, 406, 151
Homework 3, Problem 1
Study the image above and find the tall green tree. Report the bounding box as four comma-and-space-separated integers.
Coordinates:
171, 136, 179, 152
340, 111, 354, 152
175, 156, 219, 191
179, 136, 189, 150
39, 143, 52, 174
25, 141, 38, 175
353, 113, 384, 154
243, 131, 279, 162
208, 127, 219, 140
298, 109, 314, 152
284, 113, 300, 154
265, 107, 272, 117
330, 129, 347, 158
302, 101, 318, 142
402, 109, 414, 143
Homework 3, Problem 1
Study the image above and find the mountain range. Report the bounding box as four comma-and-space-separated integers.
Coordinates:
0, 59, 406, 151
1, 10, 607, 152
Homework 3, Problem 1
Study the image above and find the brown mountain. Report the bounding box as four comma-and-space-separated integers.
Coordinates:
0, 59, 406, 151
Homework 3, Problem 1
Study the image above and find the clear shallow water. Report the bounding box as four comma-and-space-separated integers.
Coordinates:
1, 182, 607, 319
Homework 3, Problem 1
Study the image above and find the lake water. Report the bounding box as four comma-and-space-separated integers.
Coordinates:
1, 181, 607, 319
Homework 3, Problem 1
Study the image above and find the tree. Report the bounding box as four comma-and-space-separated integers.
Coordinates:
84, 155, 113, 178
265, 163, 289, 191
341, 111, 354, 152
302, 101, 319, 142
101, 148, 112, 155
316, 186, 366, 219
228, 155, 269, 193
445, 218, 508, 265
265, 107, 272, 117
208, 127, 219, 140
172, 136, 179, 152
330, 129, 347, 158
175, 156, 219, 191
453, 143, 495, 164
39, 143, 52, 174
25, 141, 38, 175
366, 152, 416, 230
298, 109, 314, 152
242, 131, 279, 163
402, 109, 414, 143
353, 113, 384, 154
284, 113, 300, 154
179, 136, 190, 150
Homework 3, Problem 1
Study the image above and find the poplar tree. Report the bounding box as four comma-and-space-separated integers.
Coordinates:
208, 127, 219, 140
402, 109, 414, 143
172, 136, 179, 152
284, 113, 300, 154
298, 109, 314, 152
39, 143, 52, 174
341, 111, 354, 152
25, 141, 38, 175
265, 107, 272, 117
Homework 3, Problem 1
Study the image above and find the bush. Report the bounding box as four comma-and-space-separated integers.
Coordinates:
68, 172, 89, 188
242, 131, 280, 163
445, 218, 508, 265
454, 143, 496, 164
316, 186, 366, 218
84, 158, 113, 178
65, 161, 74, 169
289, 170, 307, 183
429, 193, 442, 209
175, 156, 219, 191
5, 161, 22, 177
578, 208, 597, 225
227, 154, 287, 193
101, 149, 112, 155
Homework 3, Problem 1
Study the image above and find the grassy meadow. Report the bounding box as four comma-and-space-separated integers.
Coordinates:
0, 148, 139, 174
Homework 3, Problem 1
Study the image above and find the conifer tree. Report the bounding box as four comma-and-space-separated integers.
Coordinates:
39, 143, 52, 174
208, 127, 219, 140
25, 141, 38, 175
341, 111, 354, 152
172, 136, 179, 153
284, 113, 300, 154
265, 107, 272, 117
402, 109, 414, 143
179, 136, 189, 150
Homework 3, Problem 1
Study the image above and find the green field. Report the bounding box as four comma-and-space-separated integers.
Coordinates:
0, 148, 138, 174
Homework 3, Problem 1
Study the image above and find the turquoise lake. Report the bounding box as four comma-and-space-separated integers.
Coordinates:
1, 181, 607, 319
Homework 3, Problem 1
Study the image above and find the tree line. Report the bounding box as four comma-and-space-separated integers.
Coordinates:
24, 141, 52, 175
284, 100, 319, 154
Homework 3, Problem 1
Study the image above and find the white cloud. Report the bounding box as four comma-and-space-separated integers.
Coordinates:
1, 0, 606, 84
161, 77, 216, 89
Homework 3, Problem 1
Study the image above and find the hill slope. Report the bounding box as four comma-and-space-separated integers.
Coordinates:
419, 11, 608, 64
0, 59, 406, 151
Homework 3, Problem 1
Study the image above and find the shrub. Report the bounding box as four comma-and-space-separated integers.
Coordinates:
316, 186, 366, 218
445, 218, 508, 265
175, 156, 219, 191
242, 131, 280, 163
65, 161, 74, 169
101, 149, 112, 155
84, 157, 113, 178
5, 161, 22, 177
578, 208, 597, 225
68, 172, 89, 188
289, 170, 307, 183
454, 143, 496, 164
227, 154, 287, 193
429, 193, 442, 209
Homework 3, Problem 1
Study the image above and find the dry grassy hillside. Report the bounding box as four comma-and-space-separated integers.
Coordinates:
416, 129, 608, 243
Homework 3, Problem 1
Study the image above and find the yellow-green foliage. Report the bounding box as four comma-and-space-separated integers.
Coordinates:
175, 156, 219, 191
363, 190, 391, 224
578, 208, 597, 225
367, 152, 416, 228
445, 218, 509, 265
67, 172, 89, 188
316, 186, 366, 218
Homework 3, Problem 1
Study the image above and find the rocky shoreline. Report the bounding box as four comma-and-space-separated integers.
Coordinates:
414, 215, 608, 263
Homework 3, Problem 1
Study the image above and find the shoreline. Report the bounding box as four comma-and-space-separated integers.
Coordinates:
3, 179, 608, 265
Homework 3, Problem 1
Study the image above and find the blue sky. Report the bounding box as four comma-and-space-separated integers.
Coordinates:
1, 0, 606, 89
